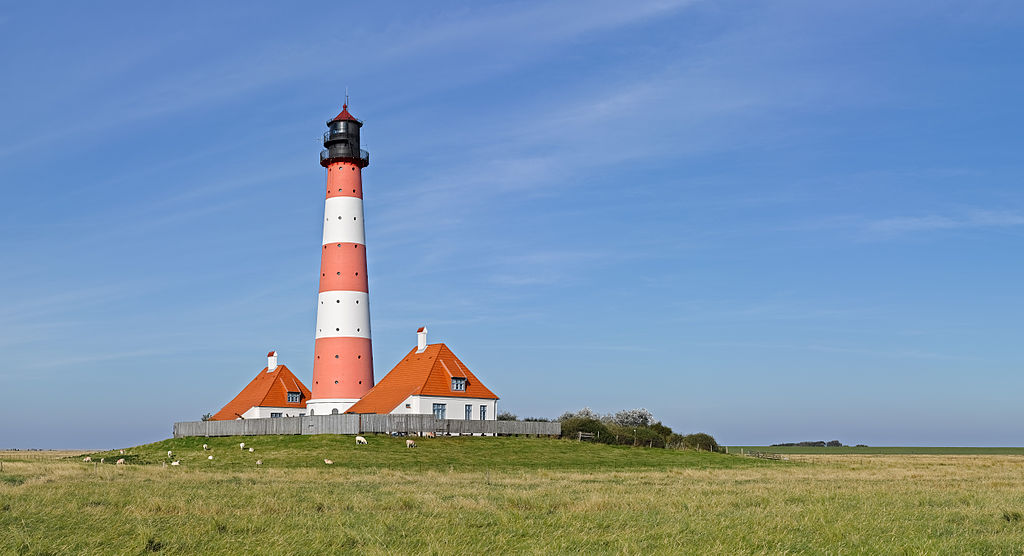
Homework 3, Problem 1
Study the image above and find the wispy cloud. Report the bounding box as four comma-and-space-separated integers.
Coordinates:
864, 210, 1024, 235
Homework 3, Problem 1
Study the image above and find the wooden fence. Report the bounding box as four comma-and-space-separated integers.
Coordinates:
173, 414, 560, 438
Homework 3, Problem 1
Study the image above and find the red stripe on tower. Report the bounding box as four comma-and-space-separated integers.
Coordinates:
307, 104, 374, 416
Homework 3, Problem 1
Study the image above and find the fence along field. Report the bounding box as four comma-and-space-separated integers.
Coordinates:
173, 413, 560, 438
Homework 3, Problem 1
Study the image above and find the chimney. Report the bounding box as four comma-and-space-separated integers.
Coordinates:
267, 351, 278, 371
416, 327, 427, 353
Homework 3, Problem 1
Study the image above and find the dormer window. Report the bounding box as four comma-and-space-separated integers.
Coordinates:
451, 377, 467, 391
287, 392, 300, 403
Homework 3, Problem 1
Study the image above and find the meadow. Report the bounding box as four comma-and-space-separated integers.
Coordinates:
732, 445, 1024, 455
4, 437, 1024, 554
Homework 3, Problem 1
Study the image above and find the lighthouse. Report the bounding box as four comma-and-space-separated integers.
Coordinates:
306, 104, 374, 416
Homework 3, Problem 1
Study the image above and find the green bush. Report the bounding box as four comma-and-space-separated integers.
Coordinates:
680, 433, 719, 451
560, 418, 612, 443
605, 424, 667, 448
497, 412, 518, 421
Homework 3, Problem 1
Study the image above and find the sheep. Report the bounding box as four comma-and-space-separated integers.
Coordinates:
116, 458, 125, 465
170, 461, 180, 466
119, 449, 125, 455
323, 459, 334, 465
167, 450, 173, 458
248, 447, 254, 453
208, 455, 214, 460
423, 431, 436, 438
355, 436, 367, 445
100, 458, 105, 464
203, 444, 209, 450
239, 442, 245, 450
256, 460, 262, 466
406, 439, 417, 448
82, 456, 91, 462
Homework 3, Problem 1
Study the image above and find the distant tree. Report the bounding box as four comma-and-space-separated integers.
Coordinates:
523, 417, 551, 422
201, 413, 213, 421
826, 440, 843, 447
611, 408, 654, 428
497, 412, 518, 421
558, 407, 601, 422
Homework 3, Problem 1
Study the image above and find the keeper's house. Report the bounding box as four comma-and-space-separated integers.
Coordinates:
344, 328, 499, 420
211, 352, 310, 420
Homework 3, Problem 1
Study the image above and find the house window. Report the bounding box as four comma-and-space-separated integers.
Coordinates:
480, 405, 486, 421
465, 404, 472, 420
405, 403, 411, 409
287, 392, 300, 403
451, 377, 466, 391
332, 408, 339, 415
432, 403, 446, 419
270, 412, 283, 418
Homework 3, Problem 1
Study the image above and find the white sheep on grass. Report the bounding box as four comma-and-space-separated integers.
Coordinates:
355, 436, 367, 445
324, 459, 334, 465
203, 444, 209, 450
116, 458, 125, 465
239, 442, 245, 450
249, 447, 254, 453
83, 456, 91, 462
171, 461, 180, 466
406, 439, 417, 448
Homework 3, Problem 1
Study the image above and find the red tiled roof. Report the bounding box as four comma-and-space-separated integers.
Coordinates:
331, 104, 359, 122
346, 344, 498, 414
211, 365, 311, 420
416, 326, 426, 333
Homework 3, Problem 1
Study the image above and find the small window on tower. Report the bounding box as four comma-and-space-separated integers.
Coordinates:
451, 377, 467, 391
271, 412, 283, 418
287, 392, 300, 404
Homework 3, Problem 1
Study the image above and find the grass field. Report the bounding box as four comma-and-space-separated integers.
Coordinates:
731, 445, 1024, 455
5, 437, 1024, 554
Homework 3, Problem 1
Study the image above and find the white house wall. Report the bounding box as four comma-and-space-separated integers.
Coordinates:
401, 395, 497, 420
238, 406, 307, 419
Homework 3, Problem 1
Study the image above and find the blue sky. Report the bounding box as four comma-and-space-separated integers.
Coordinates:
2, 1, 1022, 449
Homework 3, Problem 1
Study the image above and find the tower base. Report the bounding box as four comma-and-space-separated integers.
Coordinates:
306, 398, 361, 416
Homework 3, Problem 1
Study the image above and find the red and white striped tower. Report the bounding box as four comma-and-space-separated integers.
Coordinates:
306, 104, 373, 416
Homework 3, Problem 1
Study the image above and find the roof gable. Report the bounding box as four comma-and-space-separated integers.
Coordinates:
211, 365, 311, 420
346, 343, 498, 414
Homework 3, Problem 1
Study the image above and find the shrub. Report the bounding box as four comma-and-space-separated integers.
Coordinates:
649, 421, 673, 438
497, 412, 518, 421
680, 433, 719, 451
523, 417, 551, 422
560, 418, 611, 443
201, 413, 213, 421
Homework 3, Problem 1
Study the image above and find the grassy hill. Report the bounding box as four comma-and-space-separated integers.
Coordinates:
80, 434, 763, 471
